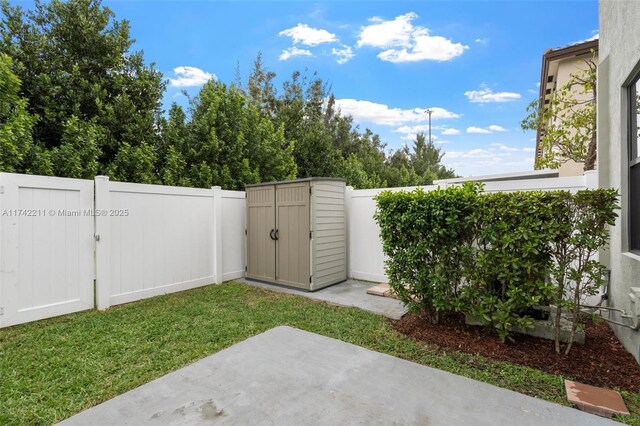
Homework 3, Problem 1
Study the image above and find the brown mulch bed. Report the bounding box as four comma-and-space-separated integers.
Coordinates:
392, 312, 640, 393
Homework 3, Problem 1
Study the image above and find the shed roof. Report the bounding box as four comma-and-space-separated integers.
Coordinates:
245, 177, 346, 188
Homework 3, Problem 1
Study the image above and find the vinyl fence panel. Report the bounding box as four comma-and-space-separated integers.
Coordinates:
97, 179, 216, 307
0, 173, 94, 327
221, 190, 246, 281
348, 185, 438, 283
346, 176, 591, 284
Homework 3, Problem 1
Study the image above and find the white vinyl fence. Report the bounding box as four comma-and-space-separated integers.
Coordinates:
347, 172, 597, 284
0, 173, 246, 327
97, 178, 214, 308
0, 174, 95, 327
220, 190, 247, 282
95, 179, 246, 309
0, 170, 598, 328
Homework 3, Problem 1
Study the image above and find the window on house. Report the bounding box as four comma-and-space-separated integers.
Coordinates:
629, 76, 640, 252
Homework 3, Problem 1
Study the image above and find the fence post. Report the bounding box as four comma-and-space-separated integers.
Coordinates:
584, 170, 599, 189
212, 186, 223, 284
94, 176, 111, 310
345, 185, 353, 279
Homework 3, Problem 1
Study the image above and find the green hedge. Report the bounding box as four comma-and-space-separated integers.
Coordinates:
374, 184, 618, 342
374, 183, 478, 323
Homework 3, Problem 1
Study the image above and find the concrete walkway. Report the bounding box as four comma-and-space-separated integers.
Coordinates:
238, 278, 408, 320
60, 327, 618, 426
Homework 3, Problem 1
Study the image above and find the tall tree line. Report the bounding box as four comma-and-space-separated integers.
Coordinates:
0, 0, 455, 190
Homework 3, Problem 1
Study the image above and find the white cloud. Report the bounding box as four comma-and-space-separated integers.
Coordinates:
440, 144, 536, 177
279, 47, 314, 61
443, 155, 535, 177
491, 143, 519, 152
279, 23, 338, 46
441, 128, 461, 135
334, 99, 460, 126
465, 84, 521, 103
394, 124, 433, 134
446, 148, 494, 159
523, 147, 536, 153
442, 147, 533, 176
466, 126, 491, 134
475, 38, 488, 44
400, 132, 440, 142
169, 66, 216, 87
332, 45, 354, 64
357, 12, 468, 62
357, 12, 416, 48
378, 33, 468, 63
467, 125, 507, 134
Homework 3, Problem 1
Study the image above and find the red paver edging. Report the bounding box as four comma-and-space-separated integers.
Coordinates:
565, 380, 629, 418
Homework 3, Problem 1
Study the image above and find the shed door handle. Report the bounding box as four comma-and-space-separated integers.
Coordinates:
269, 229, 276, 240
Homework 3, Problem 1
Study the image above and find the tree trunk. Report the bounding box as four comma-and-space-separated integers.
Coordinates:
564, 285, 582, 355
584, 132, 597, 171
433, 310, 440, 325
583, 83, 597, 171
554, 269, 566, 354
554, 305, 562, 354
564, 320, 576, 355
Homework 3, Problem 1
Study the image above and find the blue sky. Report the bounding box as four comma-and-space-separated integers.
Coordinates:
104, 1, 598, 177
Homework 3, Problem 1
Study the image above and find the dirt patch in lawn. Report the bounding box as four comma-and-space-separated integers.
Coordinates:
392, 312, 640, 393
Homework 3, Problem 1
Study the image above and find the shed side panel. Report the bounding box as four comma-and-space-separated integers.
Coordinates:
312, 181, 346, 289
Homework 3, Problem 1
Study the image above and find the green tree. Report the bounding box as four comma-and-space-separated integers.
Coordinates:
157, 103, 191, 186
250, 117, 297, 182
410, 132, 456, 184
276, 70, 305, 142
384, 147, 421, 187
246, 52, 277, 117
243, 58, 453, 189
107, 142, 158, 184
51, 116, 102, 179
187, 80, 297, 189
521, 57, 597, 171
1, 0, 165, 169
161, 145, 189, 187
0, 53, 34, 172
335, 153, 377, 189
189, 80, 257, 189
24, 144, 53, 176
275, 70, 342, 178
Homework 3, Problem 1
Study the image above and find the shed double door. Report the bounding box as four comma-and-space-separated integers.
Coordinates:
246, 182, 311, 289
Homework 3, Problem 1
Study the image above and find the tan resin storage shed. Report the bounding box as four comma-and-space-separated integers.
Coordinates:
245, 178, 347, 291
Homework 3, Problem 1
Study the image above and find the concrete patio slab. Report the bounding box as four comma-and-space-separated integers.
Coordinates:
60, 327, 619, 426
238, 278, 408, 320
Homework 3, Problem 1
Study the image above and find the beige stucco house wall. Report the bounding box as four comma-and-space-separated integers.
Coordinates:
599, 0, 640, 363
536, 40, 598, 177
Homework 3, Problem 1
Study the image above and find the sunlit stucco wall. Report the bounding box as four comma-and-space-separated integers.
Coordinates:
598, 0, 640, 363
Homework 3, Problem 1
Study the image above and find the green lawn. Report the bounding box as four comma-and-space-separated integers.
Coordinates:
1, 281, 639, 425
